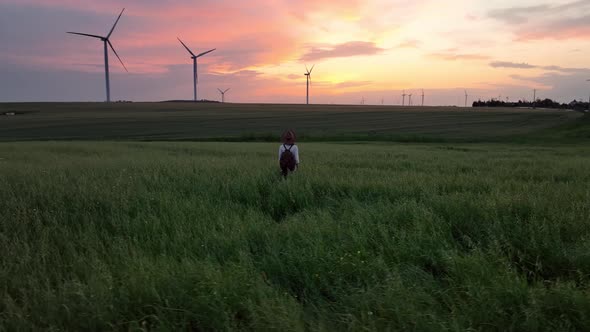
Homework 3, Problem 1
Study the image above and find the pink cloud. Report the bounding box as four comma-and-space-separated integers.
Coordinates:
515, 21, 590, 41
0, 0, 309, 75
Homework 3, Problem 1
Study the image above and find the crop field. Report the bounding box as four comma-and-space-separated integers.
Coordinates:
1, 139, 590, 330
1, 103, 589, 330
0, 102, 583, 141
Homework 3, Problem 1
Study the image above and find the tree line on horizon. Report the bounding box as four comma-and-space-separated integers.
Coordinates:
472, 98, 590, 111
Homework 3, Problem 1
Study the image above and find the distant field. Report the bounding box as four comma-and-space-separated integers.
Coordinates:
1, 103, 589, 330
1, 141, 589, 330
0, 102, 583, 141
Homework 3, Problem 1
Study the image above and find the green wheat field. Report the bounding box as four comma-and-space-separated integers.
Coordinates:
1, 104, 589, 330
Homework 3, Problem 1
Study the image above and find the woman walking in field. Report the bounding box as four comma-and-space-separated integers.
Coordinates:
279, 130, 300, 178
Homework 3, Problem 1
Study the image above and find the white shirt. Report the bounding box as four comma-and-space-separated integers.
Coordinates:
278, 144, 300, 164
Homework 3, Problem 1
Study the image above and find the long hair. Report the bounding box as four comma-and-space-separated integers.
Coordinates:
281, 130, 296, 144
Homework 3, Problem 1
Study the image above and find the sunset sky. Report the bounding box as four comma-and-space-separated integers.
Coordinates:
1, 0, 589, 105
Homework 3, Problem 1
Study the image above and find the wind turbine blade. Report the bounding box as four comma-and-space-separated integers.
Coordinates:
224, 88, 230, 93
309, 64, 315, 74
67, 32, 104, 39
218, 88, 223, 93
108, 40, 128, 72
107, 8, 125, 39
305, 64, 309, 73
197, 48, 216, 58
177, 37, 196, 57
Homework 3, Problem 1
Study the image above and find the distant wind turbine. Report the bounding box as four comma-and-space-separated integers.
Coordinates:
304, 65, 315, 105
464, 90, 469, 107
421, 89, 425, 107
402, 90, 407, 106
408, 93, 413, 106
218, 88, 230, 103
178, 37, 216, 102
67, 8, 128, 103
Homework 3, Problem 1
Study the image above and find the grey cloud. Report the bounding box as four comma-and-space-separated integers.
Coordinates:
489, 61, 590, 73
429, 53, 490, 61
487, 0, 590, 42
514, 14, 590, 41
490, 61, 536, 69
300, 41, 385, 62
488, 1, 590, 25
488, 5, 549, 24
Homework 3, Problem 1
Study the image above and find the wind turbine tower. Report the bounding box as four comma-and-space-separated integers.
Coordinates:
421, 89, 425, 107
402, 90, 407, 106
178, 38, 216, 102
408, 93, 413, 106
464, 90, 469, 107
304, 65, 315, 105
67, 8, 128, 102
218, 88, 230, 103
586, 80, 590, 111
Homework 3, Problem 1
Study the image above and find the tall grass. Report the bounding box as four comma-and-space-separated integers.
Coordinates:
1, 142, 589, 330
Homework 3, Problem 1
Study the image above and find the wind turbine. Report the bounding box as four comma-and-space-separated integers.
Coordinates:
304, 65, 315, 105
178, 37, 216, 102
421, 89, 425, 106
464, 90, 469, 107
408, 93, 413, 106
218, 88, 230, 103
402, 90, 407, 106
67, 8, 128, 103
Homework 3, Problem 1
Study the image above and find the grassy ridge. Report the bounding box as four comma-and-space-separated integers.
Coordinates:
1, 142, 589, 330
0, 102, 583, 142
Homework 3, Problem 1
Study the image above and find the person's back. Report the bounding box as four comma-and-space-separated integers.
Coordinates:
279, 130, 300, 177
